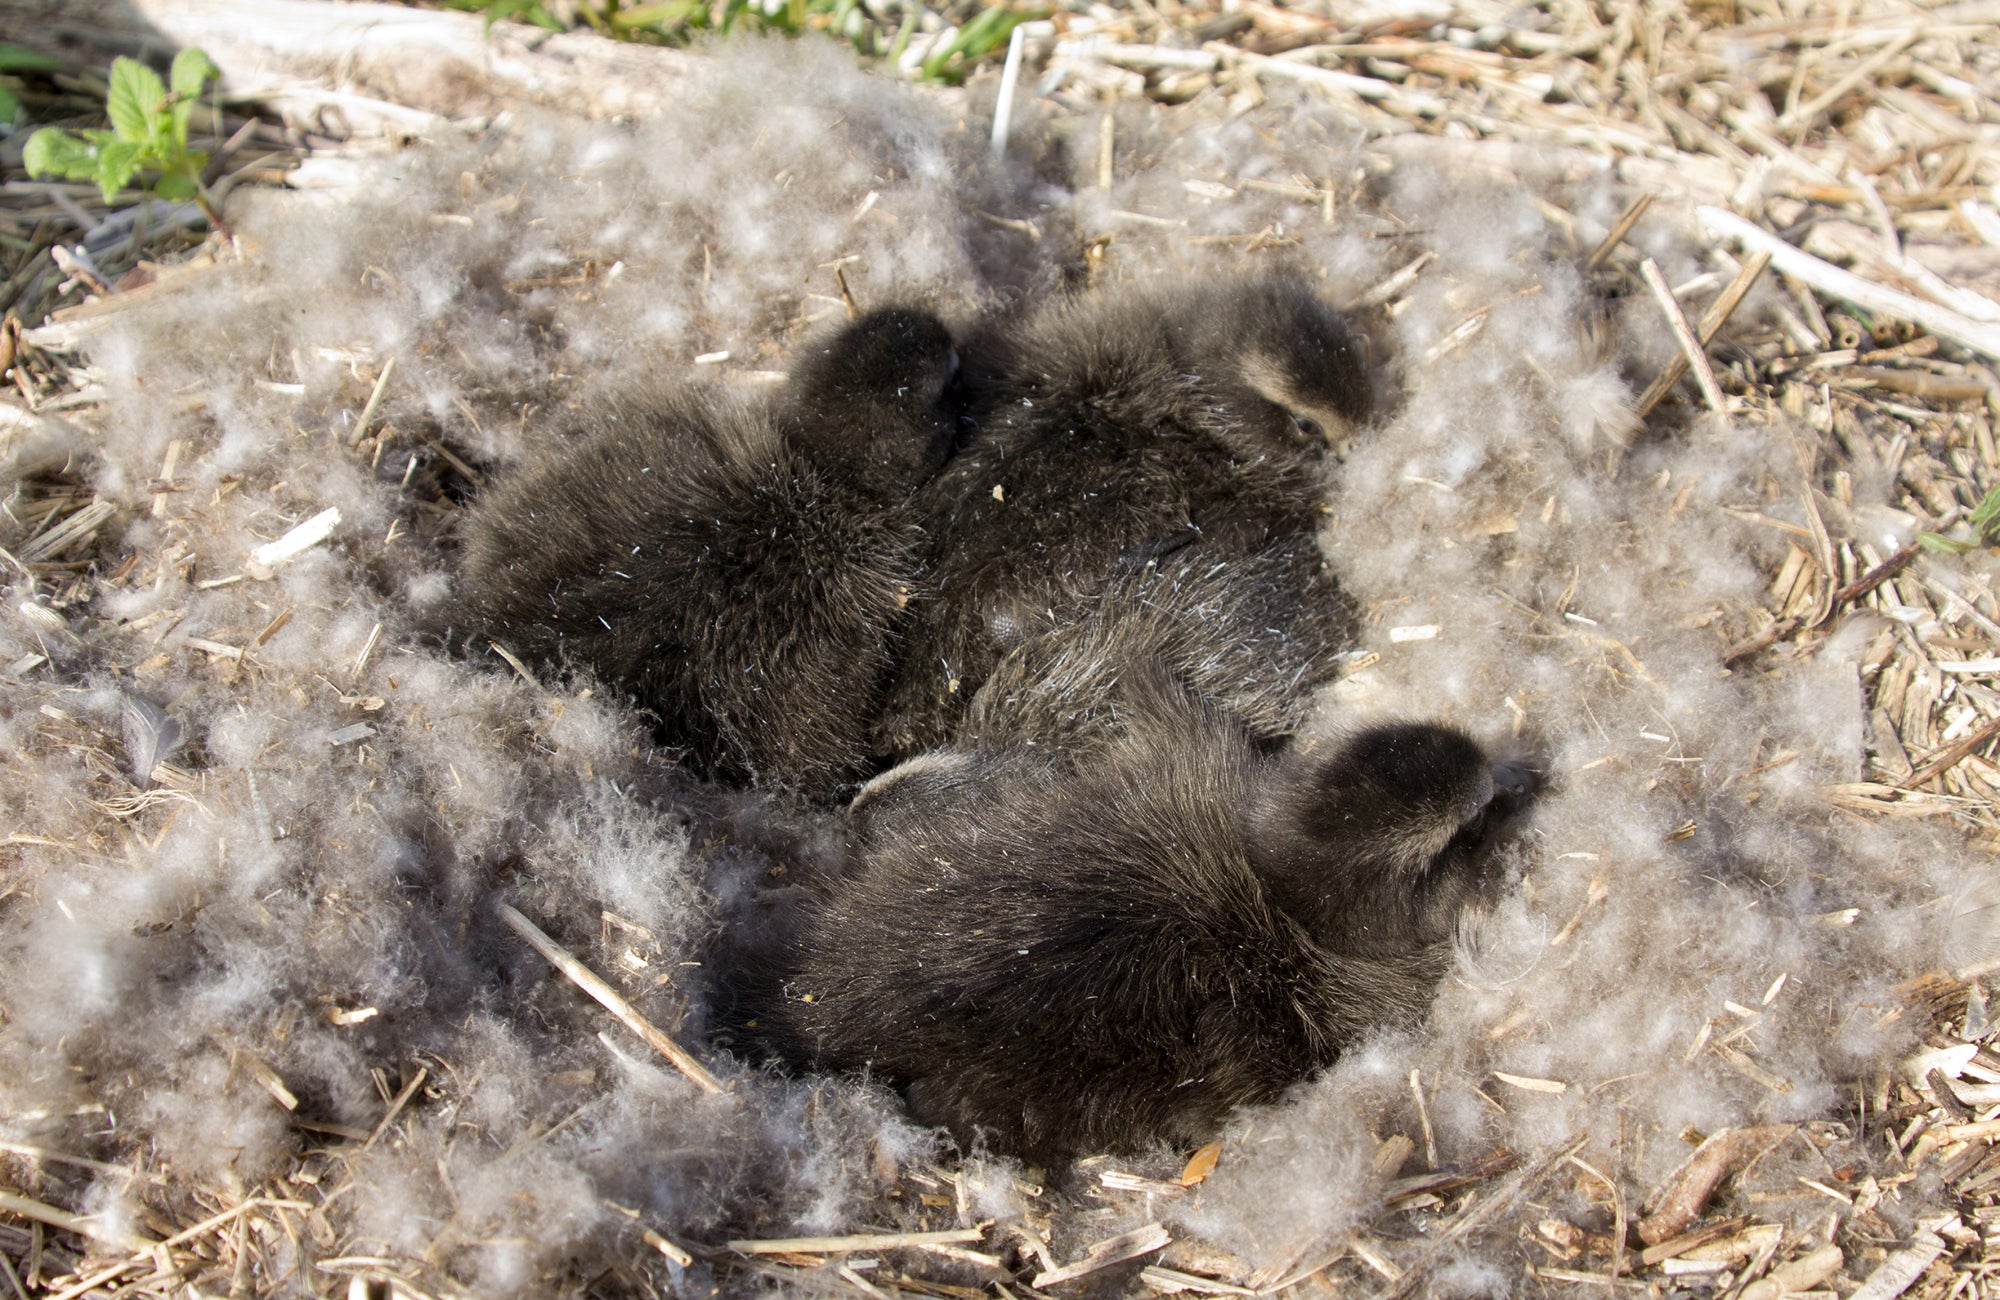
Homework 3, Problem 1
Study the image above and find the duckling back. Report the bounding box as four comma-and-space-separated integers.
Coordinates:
455, 307, 961, 798
759, 673, 1520, 1160
878, 276, 1371, 756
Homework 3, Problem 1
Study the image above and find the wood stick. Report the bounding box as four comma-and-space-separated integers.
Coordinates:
362, 1065, 428, 1149
1902, 713, 2000, 790
497, 903, 724, 1094
1636, 250, 1771, 417
0, 1191, 129, 1244
834, 265, 859, 320
726, 1227, 988, 1255
1824, 536, 1922, 614
1778, 33, 1919, 137
1728, 530, 1935, 664
1641, 258, 1727, 412
1699, 206, 2000, 361
1586, 191, 1653, 271
1374, 1138, 1583, 1300
1846, 367, 1992, 401
347, 355, 396, 448
1691, 251, 1774, 355
1636, 1125, 1796, 1245
1031, 1222, 1171, 1288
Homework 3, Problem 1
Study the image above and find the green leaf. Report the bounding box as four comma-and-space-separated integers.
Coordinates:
611, 0, 699, 29
153, 170, 196, 200
1919, 531, 1975, 556
22, 127, 101, 181
0, 79, 19, 127
94, 137, 143, 202
885, 5, 918, 65
107, 56, 167, 144
0, 43, 62, 74
918, 6, 1029, 82
444, 0, 569, 31
1968, 481, 2000, 544
168, 48, 219, 145
169, 47, 218, 99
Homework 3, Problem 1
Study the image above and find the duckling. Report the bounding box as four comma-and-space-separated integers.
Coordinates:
954, 539, 1358, 755
454, 307, 962, 799
876, 275, 1372, 756
756, 669, 1532, 1161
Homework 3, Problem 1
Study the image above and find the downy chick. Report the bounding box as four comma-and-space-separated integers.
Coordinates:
756, 670, 1533, 1161
455, 308, 961, 799
876, 275, 1371, 756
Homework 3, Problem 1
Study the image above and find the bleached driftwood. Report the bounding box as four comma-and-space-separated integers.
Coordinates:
1368, 132, 1737, 208
20, 0, 703, 121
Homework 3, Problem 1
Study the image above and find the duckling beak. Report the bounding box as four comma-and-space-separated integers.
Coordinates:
1457, 761, 1539, 839
1491, 761, 1538, 802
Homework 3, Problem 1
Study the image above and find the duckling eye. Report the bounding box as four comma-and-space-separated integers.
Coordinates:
1292, 414, 1324, 442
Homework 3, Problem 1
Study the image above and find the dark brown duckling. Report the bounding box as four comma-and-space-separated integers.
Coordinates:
753, 670, 1532, 1161
876, 275, 1372, 757
454, 307, 961, 799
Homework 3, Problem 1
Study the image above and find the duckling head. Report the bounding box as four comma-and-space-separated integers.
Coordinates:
780, 305, 965, 501
1173, 277, 1373, 455
1247, 723, 1536, 960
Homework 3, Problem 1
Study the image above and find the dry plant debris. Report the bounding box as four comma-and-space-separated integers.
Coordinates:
6, 0, 2000, 1296
1, 50, 303, 331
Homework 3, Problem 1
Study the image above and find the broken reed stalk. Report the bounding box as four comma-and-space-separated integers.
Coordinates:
1640, 257, 1727, 413
1777, 33, 1919, 138
1727, 529, 1939, 665
1849, 368, 1993, 402
834, 264, 859, 319
0, 1190, 126, 1244
1372, 1137, 1584, 1300
347, 355, 396, 448
486, 640, 543, 690
1566, 1154, 1627, 1286
496, 902, 724, 1094
1031, 1222, 1171, 1288
362, 1065, 428, 1149
1585, 191, 1652, 271
1902, 714, 2000, 791
1634, 250, 1771, 419
726, 1227, 987, 1255
1637, 1216, 1751, 1268
1826, 537, 1921, 613
1348, 251, 1432, 310
989, 22, 1026, 161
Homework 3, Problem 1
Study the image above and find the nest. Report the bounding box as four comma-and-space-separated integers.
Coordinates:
4, 0, 2000, 1296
